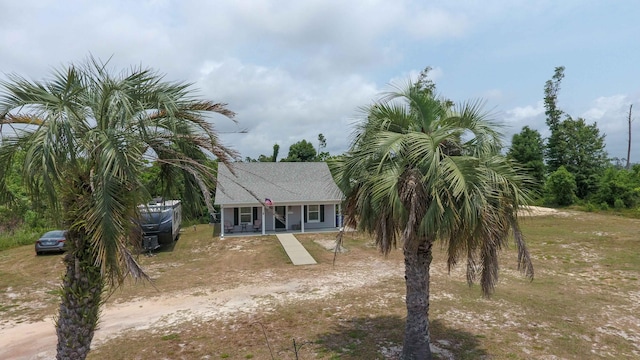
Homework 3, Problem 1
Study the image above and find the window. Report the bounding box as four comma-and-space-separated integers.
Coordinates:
240, 207, 252, 224
307, 205, 320, 222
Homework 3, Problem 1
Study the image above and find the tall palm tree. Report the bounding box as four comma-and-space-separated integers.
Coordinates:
0, 58, 238, 359
329, 73, 534, 359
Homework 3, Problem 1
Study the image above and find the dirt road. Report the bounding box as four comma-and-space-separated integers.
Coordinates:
0, 258, 403, 359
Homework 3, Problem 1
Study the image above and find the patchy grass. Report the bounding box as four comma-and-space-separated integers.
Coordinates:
0, 227, 47, 251
1, 213, 640, 359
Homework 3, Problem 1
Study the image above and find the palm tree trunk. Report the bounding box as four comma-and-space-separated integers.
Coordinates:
56, 237, 103, 360
398, 170, 433, 359
401, 237, 433, 360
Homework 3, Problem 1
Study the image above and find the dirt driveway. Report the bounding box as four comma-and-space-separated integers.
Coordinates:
0, 253, 404, 359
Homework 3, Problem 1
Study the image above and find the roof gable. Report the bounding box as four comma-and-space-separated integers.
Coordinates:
214, 162, 343, 206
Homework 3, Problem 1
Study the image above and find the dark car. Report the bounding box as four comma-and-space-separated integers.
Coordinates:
35, 230, 67, 255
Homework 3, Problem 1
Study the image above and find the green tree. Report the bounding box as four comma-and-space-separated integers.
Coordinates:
317, 133, 330, 161
256, 143, 280, 162
544, 65, 567, 174
318, 133, 326, 150
543, 66, 607, 198
0, 58, 237, 359
544, 66, 565, 132
283, 139, 317, 162
593, 165, 640, 208
0, 146, 50, 229
507, 126, 545, 194
329, 75, 533, 359
545, 166, 577, 206
551, 117, 607, 198
140, 158, 220, 222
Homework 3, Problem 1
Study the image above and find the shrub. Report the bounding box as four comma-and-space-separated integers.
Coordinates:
0, 227, 43, 251
546, 166, 577, 206
614, 198, 625, 210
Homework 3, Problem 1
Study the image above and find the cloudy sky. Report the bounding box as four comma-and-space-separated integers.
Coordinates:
2, 0, 639, 162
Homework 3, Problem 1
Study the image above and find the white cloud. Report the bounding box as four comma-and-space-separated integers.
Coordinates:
404, 8, 470, 39
2, 0, 640, 162
578, 95, 636, 158
195, 57, 379, 158
504, 102, 545, 123
582, 94, 629, 121
499, 101, 548, 144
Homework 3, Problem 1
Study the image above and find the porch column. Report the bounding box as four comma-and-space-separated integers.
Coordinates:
338, 203, 342, 228
300, 204, 305, 233
261, 206, 266, 235
220, 205, 225, 238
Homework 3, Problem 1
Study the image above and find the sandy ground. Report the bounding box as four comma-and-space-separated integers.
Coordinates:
0, 206, 562, 360
0, 257, 408, 360
519, 205, 569, 217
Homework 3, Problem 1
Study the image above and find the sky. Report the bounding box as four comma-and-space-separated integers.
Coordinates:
2, 0, 639, 162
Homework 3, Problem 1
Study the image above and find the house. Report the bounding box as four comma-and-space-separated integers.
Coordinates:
214, 162, 344, 236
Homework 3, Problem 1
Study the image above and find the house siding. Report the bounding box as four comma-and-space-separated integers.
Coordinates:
302, 204, 334, 230
220, 202, 339, 233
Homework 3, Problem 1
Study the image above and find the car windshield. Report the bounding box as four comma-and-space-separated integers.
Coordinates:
42, 230, 65, 239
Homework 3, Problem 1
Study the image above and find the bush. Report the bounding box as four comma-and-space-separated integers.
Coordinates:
585, 203, 597, 212
0, 227, 44, 251
600, 202, 610, 211
614, 198, 625, 210
594, 167, 640, 209
546, 166, 577, 206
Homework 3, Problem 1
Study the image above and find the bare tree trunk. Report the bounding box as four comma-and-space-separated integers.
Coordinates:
627, 104, 633, 169
402, 238, 433, 360
398, 169, 432, 359
56, 234, 103, 360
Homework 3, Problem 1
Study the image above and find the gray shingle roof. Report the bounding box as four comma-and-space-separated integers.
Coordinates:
214, 162, 344, 206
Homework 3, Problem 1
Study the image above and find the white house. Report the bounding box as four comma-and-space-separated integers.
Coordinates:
214, 162, 344, 236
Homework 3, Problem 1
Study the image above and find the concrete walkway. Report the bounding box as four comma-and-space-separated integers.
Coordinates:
276, 233, 317, 265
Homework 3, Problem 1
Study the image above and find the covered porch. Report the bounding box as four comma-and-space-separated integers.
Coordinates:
219, 202, 343, 237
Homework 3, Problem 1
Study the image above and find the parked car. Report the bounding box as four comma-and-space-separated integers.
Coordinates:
35, 230, 67, 255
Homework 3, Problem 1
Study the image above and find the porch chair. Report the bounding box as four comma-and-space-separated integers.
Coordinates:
224, 221, 234, 233
253, 219, 262, 232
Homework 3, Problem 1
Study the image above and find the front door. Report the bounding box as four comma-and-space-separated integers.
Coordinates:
275, 206, 286, 230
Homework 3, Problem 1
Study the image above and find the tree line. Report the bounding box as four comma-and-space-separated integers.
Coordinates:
242, 133, 331, 163
507, 66, 636, 210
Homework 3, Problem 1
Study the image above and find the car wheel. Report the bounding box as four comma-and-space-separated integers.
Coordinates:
36, 251, 42, 256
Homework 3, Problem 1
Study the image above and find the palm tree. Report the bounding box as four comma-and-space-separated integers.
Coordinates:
329, 72, 534, 359
0, 58, 238, 359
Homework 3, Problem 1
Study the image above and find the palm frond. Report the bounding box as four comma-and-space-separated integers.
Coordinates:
332, 76, 535, 297
0, 57, 239, 289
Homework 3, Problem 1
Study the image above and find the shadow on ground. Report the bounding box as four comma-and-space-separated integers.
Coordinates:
315, 315, 488, 359
139, 240, 177, 256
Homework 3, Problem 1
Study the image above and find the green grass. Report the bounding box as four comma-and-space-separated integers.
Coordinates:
160, 333, 180, 341
0, 228, 45, 251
